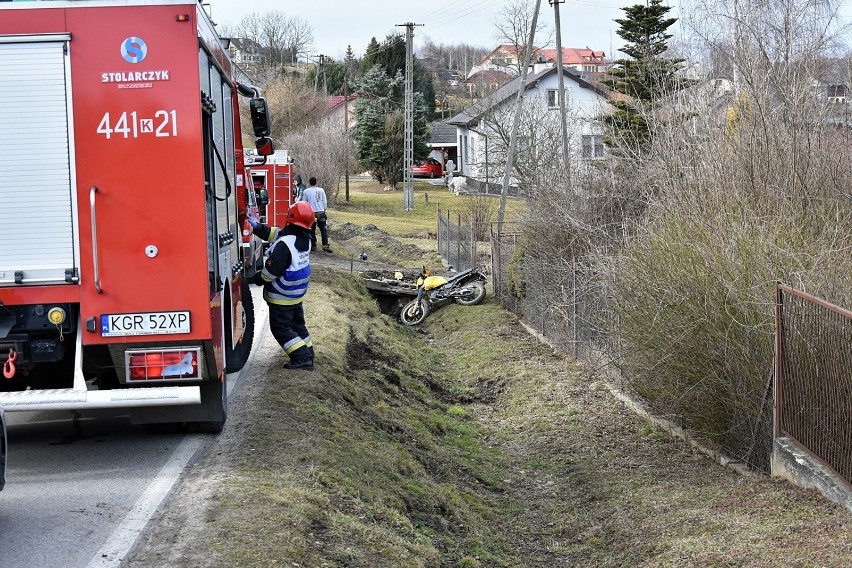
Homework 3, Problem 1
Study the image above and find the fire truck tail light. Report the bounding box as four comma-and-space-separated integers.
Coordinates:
176, 14, 190, 22
126, 348, 201, 381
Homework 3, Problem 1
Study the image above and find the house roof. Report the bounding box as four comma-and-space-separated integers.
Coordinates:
429, 121, 458, 145
536, 47, 606, 65
464, 69, 513, 85
481, 43, 528, 63
227, 37, 263, 53
474, 43, 547, 71
815, 58, 851, 85
327, 92, 359, 111
447, 65, 609, 127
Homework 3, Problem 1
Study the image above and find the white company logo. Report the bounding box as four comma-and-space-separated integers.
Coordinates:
103, 36, 170, 88
120, 37, 147, 63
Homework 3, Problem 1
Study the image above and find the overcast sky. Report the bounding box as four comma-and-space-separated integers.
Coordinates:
205, 0, 680, 61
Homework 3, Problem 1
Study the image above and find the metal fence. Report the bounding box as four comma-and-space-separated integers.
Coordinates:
489, 228, 609, 361
775, 284, 852, 487
489, 229, 521, 313
464, 177, 522, 198
489, 227, 852, 477
436, 205, 477, 272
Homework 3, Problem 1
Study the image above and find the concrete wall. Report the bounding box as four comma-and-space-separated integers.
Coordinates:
772, 437, 852, 512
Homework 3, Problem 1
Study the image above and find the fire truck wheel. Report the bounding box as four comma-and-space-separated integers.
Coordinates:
225, 277, 256, 373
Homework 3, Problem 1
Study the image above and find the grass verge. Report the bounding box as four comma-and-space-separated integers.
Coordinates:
209, 268, 851, 567
130, 183, 850, 567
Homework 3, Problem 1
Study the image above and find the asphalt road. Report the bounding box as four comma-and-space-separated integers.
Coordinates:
0, 289, 268, 568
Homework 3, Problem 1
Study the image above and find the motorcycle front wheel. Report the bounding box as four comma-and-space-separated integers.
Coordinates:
455, 281, 487, 306
400, 298, 430, 325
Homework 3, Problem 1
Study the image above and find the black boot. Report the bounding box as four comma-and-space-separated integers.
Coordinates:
283, 356, 314, 371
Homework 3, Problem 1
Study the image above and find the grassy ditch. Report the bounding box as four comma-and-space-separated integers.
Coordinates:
208, 267, 851, 567
130, 183, 850, 567
214, 268, 511, 566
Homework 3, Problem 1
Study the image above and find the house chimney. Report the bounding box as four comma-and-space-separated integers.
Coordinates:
533, 61, 552, 74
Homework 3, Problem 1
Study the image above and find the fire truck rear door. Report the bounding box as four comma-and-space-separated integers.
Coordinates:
0, 36, 77, 286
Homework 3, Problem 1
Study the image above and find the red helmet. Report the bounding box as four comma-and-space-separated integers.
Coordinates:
287, 201, 315, 229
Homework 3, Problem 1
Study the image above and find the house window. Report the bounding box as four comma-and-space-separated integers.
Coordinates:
827, 84, 847, 103
828, 84, 846, 98
547, 88, 567, 108
547, 89, 558, 108
582, 135, 605, 159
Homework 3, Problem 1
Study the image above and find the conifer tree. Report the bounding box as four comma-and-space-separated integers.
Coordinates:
354, 65, 429, 188
344, 45, 360, 79
603, 0, 689, 154
361, 37, 380, 74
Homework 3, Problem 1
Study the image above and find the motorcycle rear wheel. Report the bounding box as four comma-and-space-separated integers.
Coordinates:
455, 281, 486, 306
400, 299, 430, 325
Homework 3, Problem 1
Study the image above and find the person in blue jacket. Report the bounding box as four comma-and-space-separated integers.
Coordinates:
247, 201, 315, 370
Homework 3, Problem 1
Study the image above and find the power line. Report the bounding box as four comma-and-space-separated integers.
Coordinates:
419, 0, 501, 30
415, 0, 495, 21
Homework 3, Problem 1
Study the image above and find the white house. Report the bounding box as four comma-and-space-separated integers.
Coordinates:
447, 63, 610, 187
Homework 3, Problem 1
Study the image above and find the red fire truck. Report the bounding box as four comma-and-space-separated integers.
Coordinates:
246, 150, 295, 228
0, 0, 272, 432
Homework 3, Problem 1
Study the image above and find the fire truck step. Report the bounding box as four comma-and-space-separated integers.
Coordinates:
0, 386, 201, 412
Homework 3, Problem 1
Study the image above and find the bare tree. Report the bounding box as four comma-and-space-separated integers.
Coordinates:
282, 16, 314, 65
235, 11, 314, 77
479, 91, 567, 195
596, 0, 852, 471
250, 75, 326, 137
492, 0, 553, 74
418, 37, 490, 76
281, 114, 354, 205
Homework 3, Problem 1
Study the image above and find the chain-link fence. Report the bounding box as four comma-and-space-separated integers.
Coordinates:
776, 284, 852, 486
489, 228, 610, 362
436, 205, 477, 272
489, 227, 852, 478
489, 228, 521, 313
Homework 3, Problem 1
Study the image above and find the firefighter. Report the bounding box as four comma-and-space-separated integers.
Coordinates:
247, 201, 315, 370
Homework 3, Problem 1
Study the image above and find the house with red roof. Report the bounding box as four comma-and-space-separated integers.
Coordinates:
467, 43, 607, 80
535, 47, 607, 78
324, 92, 359, 128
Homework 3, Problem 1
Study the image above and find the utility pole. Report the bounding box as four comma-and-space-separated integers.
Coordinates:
497, 0, 542, 232
322, 54, 328, 97
344, 77, 350, 201
731, 0, 740, 92
397, 22, 422, 211
313, 54, 323, 93
551, 0, 571, 189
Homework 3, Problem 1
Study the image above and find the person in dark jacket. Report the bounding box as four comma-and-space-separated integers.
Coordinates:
247, 201, 315, 370
292, 173, 306, 203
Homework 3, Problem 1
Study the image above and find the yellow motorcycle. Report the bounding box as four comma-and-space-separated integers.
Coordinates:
400, 267, 488, 325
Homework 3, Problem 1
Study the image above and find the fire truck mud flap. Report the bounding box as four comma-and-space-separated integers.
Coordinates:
128, 376, 226, 433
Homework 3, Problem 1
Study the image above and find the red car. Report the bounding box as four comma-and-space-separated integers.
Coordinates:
411, 158, 443, 179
